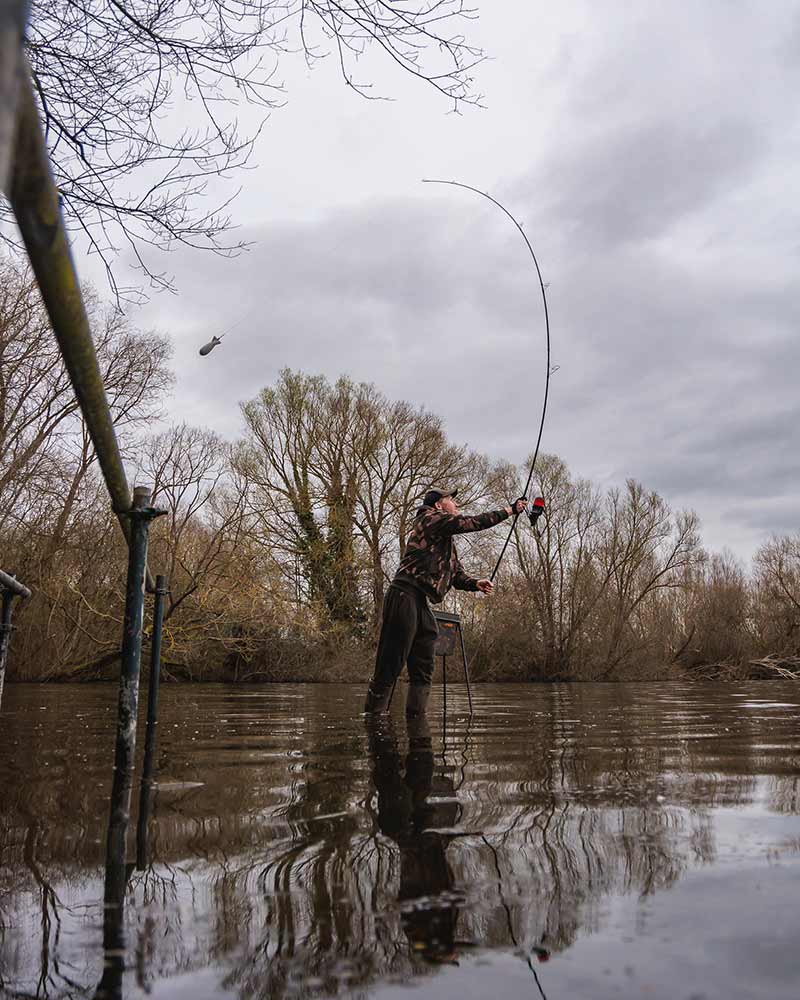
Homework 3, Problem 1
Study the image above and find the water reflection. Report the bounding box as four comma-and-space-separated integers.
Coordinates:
1, 683, 800, 999
367, 715, 462, 965
96, 703, 159, 1000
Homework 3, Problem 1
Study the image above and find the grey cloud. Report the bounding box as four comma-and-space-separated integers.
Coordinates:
734, 496, 800, 538
542, 116, 763, 247
120, 0, 800, 562
135, 178, 799, 549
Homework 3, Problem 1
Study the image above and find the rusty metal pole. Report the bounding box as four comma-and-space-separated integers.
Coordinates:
99, 488, 164, 996
110, 488, 158, 799
143, 574, 168, 743
440, 653, 449, 746
458, 625, 474, 716
0, 590, 14, 711
0, 0, 29, 193
136, 574, 168, 870
0, 570, 31, 711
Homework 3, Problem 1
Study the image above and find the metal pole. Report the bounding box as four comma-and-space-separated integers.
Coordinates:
110, 487, 155, 802
8, 62, 155, 591
458, 625, 474, 716
97, 764, 130, 1000
0, 0, 29, 193
0, 572, 30, 710
99, 487, 163, 996
0, 569, 32, 598
144, 574, 167, 742
0, 589, 15, 711
135, 767, 154, 873
441, 653, 448, 746
136, 574, 167, 870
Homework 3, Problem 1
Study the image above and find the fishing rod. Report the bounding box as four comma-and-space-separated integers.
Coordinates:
422, 179, 553, 582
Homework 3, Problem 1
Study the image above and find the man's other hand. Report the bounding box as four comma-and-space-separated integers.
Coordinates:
505, 498, 529, 516
476, 579, 494, 594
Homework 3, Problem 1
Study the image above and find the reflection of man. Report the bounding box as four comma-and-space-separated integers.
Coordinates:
367, 715, 462, 965
364, 488, 528, 716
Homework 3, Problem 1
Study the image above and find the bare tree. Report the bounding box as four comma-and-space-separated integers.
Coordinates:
0, 258, 78, 509
236, 369, 365, 625
474, 464, 704, 681
510, 454, 604, 678
6, 255, 787, 684
140, 422, 284, 675
689, 550, 753, 666
237, 369, 494, 630
0, 257, 173, 677
351, 394, 485, 625
0, 259, 172, 524
593, 481, 701, 678
754, 535, 800, 653
142, 424, 230, 613
10, 1, 483, 294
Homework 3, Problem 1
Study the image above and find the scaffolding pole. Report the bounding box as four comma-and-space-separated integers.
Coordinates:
0, 568, 31, 599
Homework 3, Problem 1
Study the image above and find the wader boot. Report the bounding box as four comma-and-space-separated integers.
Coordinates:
405, 683, 431, 718
364, 682, 392, 714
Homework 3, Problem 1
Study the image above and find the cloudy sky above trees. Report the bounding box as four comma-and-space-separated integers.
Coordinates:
76, 0, 799, 558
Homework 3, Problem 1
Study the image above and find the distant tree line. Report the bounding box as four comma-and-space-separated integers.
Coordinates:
1, 258, 798, 683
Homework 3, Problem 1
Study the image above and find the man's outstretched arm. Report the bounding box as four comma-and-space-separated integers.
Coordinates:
428, 498, 528, 537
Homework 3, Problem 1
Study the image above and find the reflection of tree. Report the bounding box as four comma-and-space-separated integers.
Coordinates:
95, 687, 163, 1000
21, 821, 83, 998
769, 775, 799, 815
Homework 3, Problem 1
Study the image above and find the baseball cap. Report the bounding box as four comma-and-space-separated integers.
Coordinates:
423, 487, 459, 507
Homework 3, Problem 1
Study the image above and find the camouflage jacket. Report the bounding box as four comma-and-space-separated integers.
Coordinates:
394, 505, 509, 603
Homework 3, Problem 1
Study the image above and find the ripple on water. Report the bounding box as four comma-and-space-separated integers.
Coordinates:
0, 680, 799, 999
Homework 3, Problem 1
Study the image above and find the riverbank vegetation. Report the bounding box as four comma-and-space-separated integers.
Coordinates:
2, 259, 799, 683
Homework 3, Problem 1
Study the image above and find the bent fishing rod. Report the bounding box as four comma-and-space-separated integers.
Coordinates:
422, 179, 553, 581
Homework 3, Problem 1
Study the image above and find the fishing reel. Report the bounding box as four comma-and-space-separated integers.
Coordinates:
528, 496, 545, 534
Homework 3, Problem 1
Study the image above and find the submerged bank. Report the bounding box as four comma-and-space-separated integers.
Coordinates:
5, 650, 800, 684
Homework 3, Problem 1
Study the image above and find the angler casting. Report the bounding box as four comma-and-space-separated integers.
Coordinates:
364, 489, 528, 717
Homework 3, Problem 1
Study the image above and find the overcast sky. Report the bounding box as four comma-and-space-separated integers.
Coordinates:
77, 0, 800, 560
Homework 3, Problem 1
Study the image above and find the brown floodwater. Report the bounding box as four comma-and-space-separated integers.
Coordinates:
1, 681, 799, 999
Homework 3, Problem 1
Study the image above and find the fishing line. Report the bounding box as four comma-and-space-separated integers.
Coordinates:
421, 179, 552, 582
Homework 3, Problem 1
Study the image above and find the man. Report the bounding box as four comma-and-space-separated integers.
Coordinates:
364, 488, 528, 716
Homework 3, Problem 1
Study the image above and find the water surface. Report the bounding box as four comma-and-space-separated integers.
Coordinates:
1, 682, 799, 999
